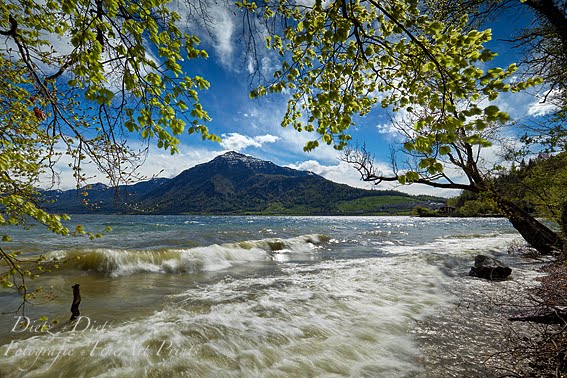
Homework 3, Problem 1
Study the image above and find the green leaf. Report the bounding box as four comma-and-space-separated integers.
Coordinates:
439, 146, 451, 155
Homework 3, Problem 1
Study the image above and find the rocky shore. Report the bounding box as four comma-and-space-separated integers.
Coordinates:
519, 261, 567, 376
473, 248, 567, 377
411, 242, 567, 377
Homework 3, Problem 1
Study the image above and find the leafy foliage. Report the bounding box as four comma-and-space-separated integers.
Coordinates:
0, 0, 218, 309
411, 205, 442, 217
451, 196, 498, 217
245, 0, 541, 189
243, 0, 563, 254
422, 0, 567, 155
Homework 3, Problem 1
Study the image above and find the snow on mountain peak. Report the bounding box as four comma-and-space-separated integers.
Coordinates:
217, 151, 268, 168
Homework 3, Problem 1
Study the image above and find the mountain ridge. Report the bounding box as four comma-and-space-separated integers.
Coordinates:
43, 151, 444, 215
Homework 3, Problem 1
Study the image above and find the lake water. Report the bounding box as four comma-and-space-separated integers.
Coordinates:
0, 216, 544, 377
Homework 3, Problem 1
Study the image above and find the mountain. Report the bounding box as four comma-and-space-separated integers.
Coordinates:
43, 151, 444, 215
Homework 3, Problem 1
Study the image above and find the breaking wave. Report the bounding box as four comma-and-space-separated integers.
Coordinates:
44, 234, 328, 277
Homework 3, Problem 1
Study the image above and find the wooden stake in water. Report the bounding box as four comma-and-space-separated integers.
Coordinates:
70, 284, 81, 321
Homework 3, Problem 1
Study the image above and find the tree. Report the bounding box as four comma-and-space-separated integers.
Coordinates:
0, 0, 218, 308
424, 0, 567, 99
424, 0, 567, 234
446, 190, 500, 216
248, 0, 564, 254
424, 0, 567, 152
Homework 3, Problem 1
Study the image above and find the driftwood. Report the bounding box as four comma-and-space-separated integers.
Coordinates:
509, 309, 567, 324
70, 284, 81, 321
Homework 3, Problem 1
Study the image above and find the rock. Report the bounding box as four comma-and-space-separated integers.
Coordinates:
469, 255, 512, 280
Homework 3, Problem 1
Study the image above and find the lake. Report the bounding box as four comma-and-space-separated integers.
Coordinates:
0, 215, 543, 377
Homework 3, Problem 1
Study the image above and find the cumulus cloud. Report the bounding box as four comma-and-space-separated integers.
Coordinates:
285, 159, 457, 197
527, 90, 562, 117
220, 133, 280, 151
285, 160, 372, 189
286, 159, 399, 190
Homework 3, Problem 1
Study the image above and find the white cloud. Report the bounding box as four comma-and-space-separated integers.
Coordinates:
174, 1, 237, 68
380, 182, 456, 198
220, 133, 279, 151
527, 90, 562, 117
208, 6, 236, 67
226, 98, 345, 163
255, 134, 280, 144
286, 160, 373, 189
285, 159, 456, 197
528, 101, 558, 117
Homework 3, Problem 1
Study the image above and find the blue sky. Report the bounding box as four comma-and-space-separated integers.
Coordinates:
52, 2, 557, 197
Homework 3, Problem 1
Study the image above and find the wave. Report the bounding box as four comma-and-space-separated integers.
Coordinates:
378, 232, 520, 257
44, 234, 328, 277
0, 250, 448, 377
442, 231, 510, 239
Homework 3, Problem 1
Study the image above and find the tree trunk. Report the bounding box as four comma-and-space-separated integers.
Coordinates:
495, 196, 564, 255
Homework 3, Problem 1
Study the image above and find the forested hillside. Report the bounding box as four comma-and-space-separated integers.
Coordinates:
447, 152, 567, 233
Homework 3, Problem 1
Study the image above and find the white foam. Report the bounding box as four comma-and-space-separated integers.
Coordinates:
1, 220, 531, 376
1, 253, 449, 376
43, 234, 327, 277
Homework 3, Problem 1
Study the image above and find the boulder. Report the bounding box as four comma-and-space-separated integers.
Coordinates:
469, 255, 512, 281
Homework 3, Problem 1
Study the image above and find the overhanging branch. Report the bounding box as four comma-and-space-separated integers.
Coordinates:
342, 146, 478, 193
